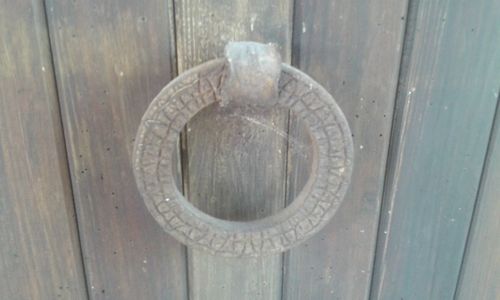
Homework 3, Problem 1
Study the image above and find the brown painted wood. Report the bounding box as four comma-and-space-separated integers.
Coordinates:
283, 0, 408, 299
174, 0, 293, 298
456, 101, 500, 300
0, 1, 87, 299
370, 0, 500, 298
45, 0, 188, 299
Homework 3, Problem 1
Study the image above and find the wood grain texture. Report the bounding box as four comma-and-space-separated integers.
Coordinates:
455, 100, 500, 300
45, 0, 188, 299
371, 0, 500, 299
282, 1, 408, 299
175, 0, 292, 71
174, 0, 292, 298
0, 1, 87, 299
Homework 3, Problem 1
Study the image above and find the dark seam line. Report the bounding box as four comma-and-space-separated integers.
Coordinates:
290, 0, 301, 68
169, 0, 191, 298
281, 0, 300, 299
367, 0, 418, 298
452, 89, 500, 300
169, 0, 179, 77
41, 0, 91, 299
280, 110, 293, 300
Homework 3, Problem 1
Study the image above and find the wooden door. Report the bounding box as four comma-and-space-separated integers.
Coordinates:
1, 0, 499, 299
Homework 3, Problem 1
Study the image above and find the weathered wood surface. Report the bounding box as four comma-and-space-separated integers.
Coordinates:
45, 0, 188, 299
3, 1, 499, 299
283, 0, 408, 299
0, 1, 87, 299
371, 0, 500, 299
456, 101, 500, 300
175, 0, 292, 298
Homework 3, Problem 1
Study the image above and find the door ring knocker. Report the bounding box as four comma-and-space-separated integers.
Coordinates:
133, 41, 353, 257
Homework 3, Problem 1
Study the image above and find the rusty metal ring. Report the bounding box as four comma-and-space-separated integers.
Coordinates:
133, 42, 353, 257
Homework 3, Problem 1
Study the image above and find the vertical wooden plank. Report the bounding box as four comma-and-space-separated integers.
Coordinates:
371, 0, 500, 299
456, 100, 500, 300
174, 0, 292, 299
0, 1, 87, 299
45, 1, 188, 299
283, 0, 408, 299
